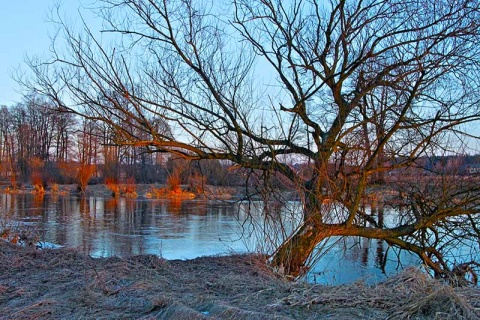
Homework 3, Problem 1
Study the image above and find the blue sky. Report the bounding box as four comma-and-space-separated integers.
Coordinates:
0, 1, 94, 106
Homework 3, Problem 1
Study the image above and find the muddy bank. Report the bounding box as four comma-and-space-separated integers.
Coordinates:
0, 242, 479, 319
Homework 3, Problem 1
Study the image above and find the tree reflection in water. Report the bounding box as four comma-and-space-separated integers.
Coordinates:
1, 193, 420, 284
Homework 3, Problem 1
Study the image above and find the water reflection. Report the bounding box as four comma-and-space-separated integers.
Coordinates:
0, 193, 420, 284
0, 193, 252, 259
305, 202, 420, 285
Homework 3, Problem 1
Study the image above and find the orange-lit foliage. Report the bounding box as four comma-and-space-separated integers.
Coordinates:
51, 183, 60, 193
58, 161, 73, 178
9, 172, 17, 189
105, 177, 120, 196
123, 177, 137, 197
0, 227, 38, 246
106, 176, 137, 197
146, 186, 195, 199
146, 186, 168, 198
29, 157, 45, 192
77, 164, 96, 193
167, 172, 182, 193
29, 157, 44, 170
1, 229, 20, 245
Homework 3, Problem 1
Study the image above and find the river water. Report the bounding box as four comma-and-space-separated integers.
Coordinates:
0, 193, 420, 285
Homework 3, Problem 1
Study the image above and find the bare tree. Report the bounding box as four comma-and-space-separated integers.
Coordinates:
24, 0, 480, 281
0, 106, 18, 186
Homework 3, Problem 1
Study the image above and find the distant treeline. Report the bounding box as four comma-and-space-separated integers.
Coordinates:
1, 97, 478, 189
415, 155, 480, 175
0, 97, 245, 188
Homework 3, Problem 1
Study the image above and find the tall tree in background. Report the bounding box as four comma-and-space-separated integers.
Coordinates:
25, 0, 480, 280
0, 106, 18, 186
0, 96, 63, 183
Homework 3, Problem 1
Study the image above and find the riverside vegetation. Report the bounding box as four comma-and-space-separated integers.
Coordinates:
1, 184, 480, 319
1, 241, 480, 320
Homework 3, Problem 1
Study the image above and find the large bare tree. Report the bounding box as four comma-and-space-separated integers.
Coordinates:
24, 0, 480, 281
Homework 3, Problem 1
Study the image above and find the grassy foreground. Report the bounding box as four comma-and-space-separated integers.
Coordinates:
0, 241, 479, 319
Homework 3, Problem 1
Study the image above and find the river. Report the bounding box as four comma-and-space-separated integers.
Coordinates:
0, 193, 420, 285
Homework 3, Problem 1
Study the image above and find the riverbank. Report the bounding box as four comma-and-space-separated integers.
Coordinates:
0, 183, 245, 201
0, 242, 479, 319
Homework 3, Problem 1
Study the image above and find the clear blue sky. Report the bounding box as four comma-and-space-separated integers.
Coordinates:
0, 1, 94, 106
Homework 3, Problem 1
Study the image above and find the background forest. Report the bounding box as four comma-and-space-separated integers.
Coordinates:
0, 96, 241, 191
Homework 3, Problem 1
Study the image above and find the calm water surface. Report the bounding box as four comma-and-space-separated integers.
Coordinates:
0, 193, 420, 284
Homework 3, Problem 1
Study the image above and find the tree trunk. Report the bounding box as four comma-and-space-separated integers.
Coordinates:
270, 167, 329, 278
270, 221, 325, 278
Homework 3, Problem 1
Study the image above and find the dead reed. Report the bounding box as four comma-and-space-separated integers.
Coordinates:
1, 241, 479, 319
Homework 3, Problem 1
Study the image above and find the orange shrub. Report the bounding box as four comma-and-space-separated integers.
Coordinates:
29, 157, 45, 191
124, 177, 137, 195
77, 164, 96, 193
105, 177, 120, 196
167, 173, 182, 193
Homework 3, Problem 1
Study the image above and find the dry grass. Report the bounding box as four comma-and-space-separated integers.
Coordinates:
281, 267, 480, 319
1, 242, 480, 319
0, 211, 39, 246
105, 178, 138, 198
145, 186, 196, 199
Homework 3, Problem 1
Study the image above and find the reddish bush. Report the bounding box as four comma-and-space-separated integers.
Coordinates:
167, 172, 182, 193
77, 164, 96, 193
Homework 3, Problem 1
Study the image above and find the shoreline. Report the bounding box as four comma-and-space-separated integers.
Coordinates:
1, 241, 479, 319
0, 183, 245, 201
